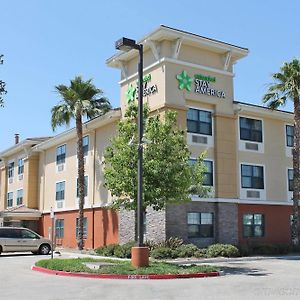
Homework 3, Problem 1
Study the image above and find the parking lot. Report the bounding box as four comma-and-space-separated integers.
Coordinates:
1, 252, 300, 300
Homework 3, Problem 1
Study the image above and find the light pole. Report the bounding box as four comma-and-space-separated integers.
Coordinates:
115, 37, 149, 267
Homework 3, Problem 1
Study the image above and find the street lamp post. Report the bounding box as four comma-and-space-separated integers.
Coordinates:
115, 37, 149, 267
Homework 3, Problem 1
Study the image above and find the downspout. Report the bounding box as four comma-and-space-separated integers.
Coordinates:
92, 129, 97, 249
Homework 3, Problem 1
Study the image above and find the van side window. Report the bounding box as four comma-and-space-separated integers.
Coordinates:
20, 229, 39, 239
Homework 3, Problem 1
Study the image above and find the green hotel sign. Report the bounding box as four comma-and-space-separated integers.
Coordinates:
125, 74, 158, 103
176, 70, 225, 98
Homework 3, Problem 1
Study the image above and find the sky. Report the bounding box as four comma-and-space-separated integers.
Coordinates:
1, 0, 299, 150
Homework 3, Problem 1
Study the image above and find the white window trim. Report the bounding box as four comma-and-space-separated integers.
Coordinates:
285, 123, 293, 158
16, 188, 24, 206
56, 144, 67, 172
238, 115, 264, 153
55, 180, 66, 210
287, 167, 293, 202
7, 191, 13, 207
239, 162, 266, 201
76, 176, 89, 208
187, 106, 214, 148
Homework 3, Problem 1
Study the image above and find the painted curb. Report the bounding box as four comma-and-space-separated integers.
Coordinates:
31, 265, 220, 280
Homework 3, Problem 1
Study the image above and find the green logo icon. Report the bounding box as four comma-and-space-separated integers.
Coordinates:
125, 84, 136, 103
176, 70, 192, 91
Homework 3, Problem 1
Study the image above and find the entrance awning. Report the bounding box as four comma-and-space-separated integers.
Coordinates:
0, 205, 41, 220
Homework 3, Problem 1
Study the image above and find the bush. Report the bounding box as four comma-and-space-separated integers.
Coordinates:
206, 244, 239, 258
174, 244, 198, 258
150, 247, 173, 259
95, 244, 120, 257
194, 248, 207, 258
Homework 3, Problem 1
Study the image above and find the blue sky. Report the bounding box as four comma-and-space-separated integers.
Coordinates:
1, 0, 299, 150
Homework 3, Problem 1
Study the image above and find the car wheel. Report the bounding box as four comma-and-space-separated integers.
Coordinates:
0, 246, 2, 255
31, 251, 38, 255
39, 244, 51, 255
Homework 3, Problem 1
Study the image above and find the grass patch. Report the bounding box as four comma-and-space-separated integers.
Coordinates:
36, 258, 218, 275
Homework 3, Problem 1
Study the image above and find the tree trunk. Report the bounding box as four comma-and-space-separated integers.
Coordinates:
76, 112, 85, 250
292, 96, 300, 245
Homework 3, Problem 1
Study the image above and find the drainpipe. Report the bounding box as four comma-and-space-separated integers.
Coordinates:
92, 129, 96, 249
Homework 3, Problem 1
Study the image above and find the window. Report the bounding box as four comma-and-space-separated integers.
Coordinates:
241, 164, 264, 189
56, 181, 65, 201
7, 192, 13, 207
189, 159, 213, 186
83, 136, 89, 157
187, 108, 212, 135
76, 176, 88, 198
20, 229, 39, 239
55, 219, 64, 238
76, 217, 87, 239
56, 144, 66, 165
187, 212, 214, 238
16, 189, 23, 205
286, 125, 294, 147
8, 162, 14, 178
288, 169, 293, 191
240, 117, 262, 142
18, 158, 24, 175
243, 214, 264, 237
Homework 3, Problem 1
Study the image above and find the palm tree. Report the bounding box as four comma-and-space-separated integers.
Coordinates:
263, 59, 300, 245
51, 76, 111, 250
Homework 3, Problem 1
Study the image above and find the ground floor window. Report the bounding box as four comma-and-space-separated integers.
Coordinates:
55, 219, 64, 238
243, 213, 264, 237
187, 212, 213, 238
76, 217, 87, 239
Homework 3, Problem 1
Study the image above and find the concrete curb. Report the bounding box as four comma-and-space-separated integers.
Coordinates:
31, 265, 220, 280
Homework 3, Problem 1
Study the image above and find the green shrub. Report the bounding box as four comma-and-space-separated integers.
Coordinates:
150, 247, 173, 259
206, 244, 239, 258
194, 248, 207, 258
174, 244, 198, 258
144, 240, 158, 251
161, 237, 184, 250
250, 244, 290, 255
95, 244, 120, 257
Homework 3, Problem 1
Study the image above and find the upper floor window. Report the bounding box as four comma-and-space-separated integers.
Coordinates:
76, 176, 88, 198
76, 217, 87, 239
286, 125, 294, 147
243, 214, 264, 237
18, 158, 24, 175
55, 219, 64, 238
288, 169, 293, 191
241, 164, 264, 189
56, 181, 65, 201
56, 145, 66, 165
16, 189, 23, 205
8, 162, 14, 178
83, 136, 89, 157
240, 117, 262, 143
187, 108, 212, 136
187, 212, 214, 238
188, 159, 213, 187
7, 192, 13, 207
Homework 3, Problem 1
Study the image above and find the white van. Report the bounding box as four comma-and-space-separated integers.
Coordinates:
0, 227, 52, 255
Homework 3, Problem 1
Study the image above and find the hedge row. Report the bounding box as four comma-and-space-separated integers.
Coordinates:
95, 238, 240, 259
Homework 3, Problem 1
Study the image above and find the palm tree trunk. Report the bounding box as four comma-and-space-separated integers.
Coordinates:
76, 112, 85, 250
292, 96, 300, 245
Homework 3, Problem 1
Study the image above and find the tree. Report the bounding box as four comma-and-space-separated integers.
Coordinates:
0, 54, 7, 107
51, 76, 111, 250
103, 104, 209, 221
263, 59, 300, 245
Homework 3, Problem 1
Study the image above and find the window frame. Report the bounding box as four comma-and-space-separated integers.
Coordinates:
18, 158, 24, 175
286, 124, 294, 147
76, 217, 87, 239
82, 135, 89, 157
288, 168, 293, 192
7, 192, 13, 207
8, 162, 14, 178
243, 213, 265, 238
56, 144, 66, 165
76, 176, 88, 198
239, 116, 263, 143
188, 158, 214, 187
241, 164, 264, 190
16, 189, 23, 206
55, 219, 64, 238
55, 181, 66, 201
187, 212, 214, 238
187, 108, 212, 136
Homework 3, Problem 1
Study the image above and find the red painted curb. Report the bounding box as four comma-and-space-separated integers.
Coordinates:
31, 265, 220, 280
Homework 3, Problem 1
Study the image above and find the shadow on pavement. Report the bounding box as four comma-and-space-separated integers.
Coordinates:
218, 265, 270, 277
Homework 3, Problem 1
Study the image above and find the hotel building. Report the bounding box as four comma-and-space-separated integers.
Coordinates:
0, 26, 296, 248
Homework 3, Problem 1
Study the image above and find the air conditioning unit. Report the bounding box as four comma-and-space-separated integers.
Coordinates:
245, 142, 259, 151
56, 201, 64, 209
246, 190, 260, 198
18, 174, 23, 181
192, 135, 208, 144
8, 178, 13, 184
57, 164, 64, 172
